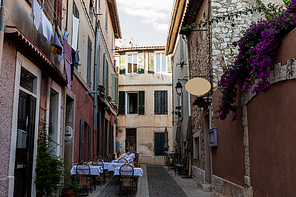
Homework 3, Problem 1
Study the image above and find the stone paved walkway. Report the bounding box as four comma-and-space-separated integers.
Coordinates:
86, 163, 216, 197
146, 164, 187, 197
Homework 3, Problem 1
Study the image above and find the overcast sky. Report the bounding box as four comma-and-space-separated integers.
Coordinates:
116, 0, 175, 47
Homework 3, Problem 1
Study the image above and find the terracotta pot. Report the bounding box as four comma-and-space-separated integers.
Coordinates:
62, 189, 77, 197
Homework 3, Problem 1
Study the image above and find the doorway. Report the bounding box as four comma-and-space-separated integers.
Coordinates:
14, 90, 36, 197
126, 129, 137, 153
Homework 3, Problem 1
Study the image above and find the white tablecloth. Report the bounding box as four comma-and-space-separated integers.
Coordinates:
114, 167, 143, 176
103, 162, 126, 171
70, 165, 103, 175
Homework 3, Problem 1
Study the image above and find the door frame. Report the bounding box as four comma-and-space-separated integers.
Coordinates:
9, 52, 41, 197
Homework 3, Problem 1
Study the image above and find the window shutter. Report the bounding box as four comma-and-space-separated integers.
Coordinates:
87, 37, 92, 87
119, 53, 126, 74
106, 61, 109, 96
55, 0, 62, 27
79, 119, 84, 162
111, 73, 115, 101
154, 91, 167, 114
119, 91, 125, 115
97, 112, 101, 152
139, 91, 145, 115
105, 6, 108, 34
103, 54, 106, 88
154, 132, 165, 156
88, 124, 91, 160
148, 51, 154, 73
138, 51, 145, 74
164, 91, 168, 114
115, 76, 119, 105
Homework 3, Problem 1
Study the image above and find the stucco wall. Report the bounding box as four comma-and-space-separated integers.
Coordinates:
247, 80, 296, 197
212, 89, 245, 187
0, 38, 17, 196
71, 74, 94, 163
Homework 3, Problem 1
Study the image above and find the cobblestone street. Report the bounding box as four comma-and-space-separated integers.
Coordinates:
81, 164, 215, 197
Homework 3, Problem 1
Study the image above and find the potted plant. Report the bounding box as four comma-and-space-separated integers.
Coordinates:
62, 181, 80, 197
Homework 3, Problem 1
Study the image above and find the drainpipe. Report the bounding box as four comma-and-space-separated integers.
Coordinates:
93, 22, 100, 130
0, 0, 7, 72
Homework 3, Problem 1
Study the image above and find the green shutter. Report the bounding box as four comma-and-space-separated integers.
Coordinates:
79, 119, 84, 162
115, 76, 119, 105
154, 132, 165, 156
148, 51, 154, 73
103, 54, 106, 88
139, 91, 145, 115
106, 61, 109, 96
88, 124, 91, 160
154, 91, 167, 114
120, 53, 126, 74
138, 51, 145, 73
119, 91, 125, 115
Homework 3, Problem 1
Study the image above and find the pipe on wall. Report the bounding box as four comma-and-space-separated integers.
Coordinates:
0, 0, 7, 72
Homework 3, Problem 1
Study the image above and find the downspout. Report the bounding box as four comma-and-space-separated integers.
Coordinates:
93, 21, 100, 157
0, 0, 7, 72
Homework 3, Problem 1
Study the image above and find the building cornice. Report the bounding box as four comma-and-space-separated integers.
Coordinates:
108, 0, 122, 38
165, 0, 187, 55
116, 46, 165, 53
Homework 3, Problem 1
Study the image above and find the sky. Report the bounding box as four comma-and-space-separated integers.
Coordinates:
116, 0, 175, 47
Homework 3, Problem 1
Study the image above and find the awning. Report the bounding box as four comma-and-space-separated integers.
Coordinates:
5, 26, 67, 86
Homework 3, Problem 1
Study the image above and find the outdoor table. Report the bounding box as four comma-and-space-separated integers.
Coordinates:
70, 165, 103, 175
103, 162, 126, 171
113, 167, 143, 176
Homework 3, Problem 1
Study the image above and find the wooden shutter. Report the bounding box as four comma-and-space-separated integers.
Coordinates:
103, 54, 106, 87
148, 51, 154, 73
55, 0, 62, 27
111, 73, 115, 101
138, 91, 145, 115
79, 119, 84, 162
87, 37, 92, 87
115, 76, 119, 105
119, 53, 126, 74
118, 91, 125, 115
138, 51, 145, 73
88, 124, 91, 160
154, 91, 167, 114
106, 61, 109, 96
154, 132, 165, 156
97, 112, 101, 152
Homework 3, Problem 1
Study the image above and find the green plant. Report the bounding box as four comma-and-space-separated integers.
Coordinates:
34, 129, 65, 197
63, 182, 80, 191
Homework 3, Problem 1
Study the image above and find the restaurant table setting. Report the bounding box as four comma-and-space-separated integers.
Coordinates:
70, 164, 103, 175
113, 167, 143, 176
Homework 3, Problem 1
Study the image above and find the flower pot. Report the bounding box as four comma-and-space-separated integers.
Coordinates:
62, 189, 77, 197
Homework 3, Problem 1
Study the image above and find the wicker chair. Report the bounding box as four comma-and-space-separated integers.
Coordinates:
96, 159, 106, 185
174, 155, 187, 176
76, 162, 92, 195
119, 164, 134, 197
128, 161, 139, 191
118, 158, 128, 163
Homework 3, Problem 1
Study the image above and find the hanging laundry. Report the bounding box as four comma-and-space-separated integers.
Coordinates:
52, 21, 63, 51
72, 48, 80, 67
72, 15, 80, 50
64, 30, 69, 43
64, 38, 72, 90
41, 12, 53, 46
30, 0, 42, 31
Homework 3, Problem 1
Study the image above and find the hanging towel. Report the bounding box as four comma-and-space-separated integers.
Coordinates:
30, 0, 42, 31
72, 49, 80, 67
64, 30, 69, 42
41, 12, 53, 45
72, 15, 80, 50
64, 38, 72, 90
52, 21, 63, 50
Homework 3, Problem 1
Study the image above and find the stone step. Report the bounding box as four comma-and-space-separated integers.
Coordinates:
196, 179, 212, 192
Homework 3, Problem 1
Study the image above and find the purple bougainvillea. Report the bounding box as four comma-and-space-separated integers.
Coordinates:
218, 0, 296, 121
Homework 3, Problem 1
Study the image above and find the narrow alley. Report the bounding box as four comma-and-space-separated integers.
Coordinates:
78, 164, 214, 197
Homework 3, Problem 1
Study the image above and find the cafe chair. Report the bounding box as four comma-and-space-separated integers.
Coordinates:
128, 161, 139, 191
119, 164, 134, 197
76, 162, 93, 195
118, 158, 128, 163
87, 159, 99, 189
96, 160, 106, 186
174, 154, 187, 176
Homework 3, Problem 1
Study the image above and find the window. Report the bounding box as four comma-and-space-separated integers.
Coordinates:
118, 91, 145, 115
154, 91, 168, 114
89, 1, 94, 24
154, 132, 166, 156
128, 54, 138, 73
155, 53, 166, 73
